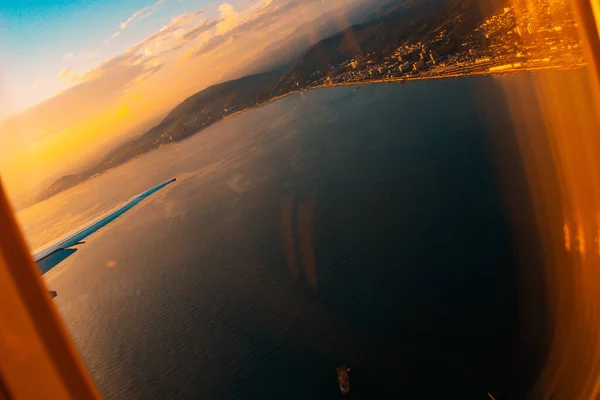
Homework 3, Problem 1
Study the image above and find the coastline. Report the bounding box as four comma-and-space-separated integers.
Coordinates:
240, 62, 587, 115
31, 62, 587, 209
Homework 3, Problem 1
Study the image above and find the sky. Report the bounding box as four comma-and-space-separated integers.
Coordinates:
0, 0, 375, 203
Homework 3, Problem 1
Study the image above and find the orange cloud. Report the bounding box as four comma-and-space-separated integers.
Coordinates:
216, 3, 242, 34
183, 18, 220, 42
58, 68, 80, 83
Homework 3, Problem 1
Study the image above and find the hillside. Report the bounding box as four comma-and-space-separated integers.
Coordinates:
99, 71, 282, 167
37, 72, 282, 202
244, 0, 422, 75
265, 0, 496, 96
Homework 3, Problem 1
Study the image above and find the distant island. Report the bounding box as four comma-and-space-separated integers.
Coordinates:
38, 0, 584, 204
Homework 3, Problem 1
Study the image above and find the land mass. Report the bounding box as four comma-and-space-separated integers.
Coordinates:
38, 0, 583, 204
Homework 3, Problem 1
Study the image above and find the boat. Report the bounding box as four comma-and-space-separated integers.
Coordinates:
337, 364, 351, 395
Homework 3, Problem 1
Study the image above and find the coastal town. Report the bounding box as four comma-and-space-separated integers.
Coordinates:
301, 0, 584, 88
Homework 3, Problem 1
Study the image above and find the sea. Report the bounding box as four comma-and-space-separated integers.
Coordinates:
16, 74, 550, 399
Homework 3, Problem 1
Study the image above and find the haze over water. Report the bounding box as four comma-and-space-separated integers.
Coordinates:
17, 75, 543, 398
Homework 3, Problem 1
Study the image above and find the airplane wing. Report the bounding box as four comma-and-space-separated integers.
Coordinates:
33, 178, 177, 275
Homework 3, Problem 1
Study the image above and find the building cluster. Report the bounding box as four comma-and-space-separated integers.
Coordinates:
300, 0, 585, 89
466, 1, 582, 69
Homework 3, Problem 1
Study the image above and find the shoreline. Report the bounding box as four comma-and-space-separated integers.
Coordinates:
243, 62, 587, 113
29, 62, 587, 210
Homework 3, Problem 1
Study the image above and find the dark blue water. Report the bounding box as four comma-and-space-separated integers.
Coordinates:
38, 76, 547, 399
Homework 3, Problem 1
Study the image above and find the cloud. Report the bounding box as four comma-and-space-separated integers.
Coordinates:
120, 0, 167, 30
132, 60, 165, 85
58, 68, 80, 83
126, 9, 206, 53
105, 31, 121, 44
73, 9, 208, 93
107, 0, 169, 44
75, 43, 167, 91
191, 0, 312, 58
192, 31, 232, 58
63, 52, 74, 60
171, 10, 206, 27
219, 3, 237, 18
105, 0, 302, 58
182, 18, 220, 42
30, 78, 44, 90
216, 3, 242, 33
120, 9, 146, 30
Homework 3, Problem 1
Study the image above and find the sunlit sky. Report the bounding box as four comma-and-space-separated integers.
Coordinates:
0, 0, 372, 202
0, 0, 228, 117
